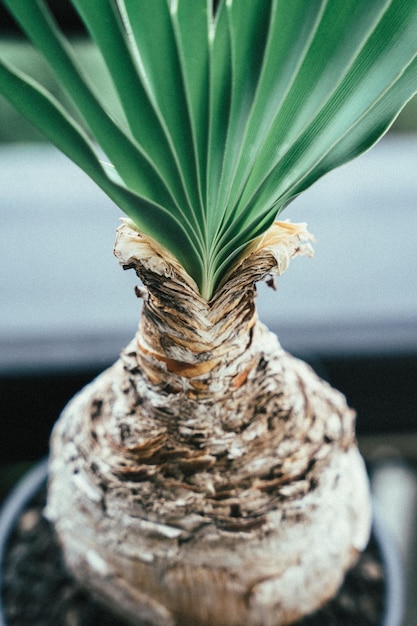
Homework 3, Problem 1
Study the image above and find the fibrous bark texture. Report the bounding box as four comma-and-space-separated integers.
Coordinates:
46, 220, 371, 626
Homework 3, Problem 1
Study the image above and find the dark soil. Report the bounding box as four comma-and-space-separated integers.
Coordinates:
2, 487, 385, 626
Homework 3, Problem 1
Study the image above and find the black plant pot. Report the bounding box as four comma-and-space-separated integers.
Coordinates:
0, 459, 405, 626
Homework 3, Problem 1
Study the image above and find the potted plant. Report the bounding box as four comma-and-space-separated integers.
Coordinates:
1, 1, 416, 624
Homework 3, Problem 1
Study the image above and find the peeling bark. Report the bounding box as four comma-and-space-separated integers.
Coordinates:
46, 221, 371, 626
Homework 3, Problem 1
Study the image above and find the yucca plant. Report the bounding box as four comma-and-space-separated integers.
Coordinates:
2, 1, 417, 624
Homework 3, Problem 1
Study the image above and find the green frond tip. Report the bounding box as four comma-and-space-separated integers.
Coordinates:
1, 0, 417, 300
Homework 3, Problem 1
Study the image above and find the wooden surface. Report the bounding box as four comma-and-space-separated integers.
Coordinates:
1, 135, 417, 374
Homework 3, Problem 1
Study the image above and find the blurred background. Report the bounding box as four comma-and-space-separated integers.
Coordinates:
1, 2, 417, 624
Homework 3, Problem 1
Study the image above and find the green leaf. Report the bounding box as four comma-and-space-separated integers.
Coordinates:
1, 0, 172, 204
0, 57, 203, 281
205, 0, 232, 236
236, 0, 417, 216
220, 0, 330, 224
121, 0, 203, 218
0, 58, 105, 183
283, 53, 417, 204
213, 0, 272, 217
70, 0, 194, 216
169, 0, 210, 222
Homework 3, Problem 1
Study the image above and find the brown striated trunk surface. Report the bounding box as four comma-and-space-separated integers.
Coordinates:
46, 220, 371, 626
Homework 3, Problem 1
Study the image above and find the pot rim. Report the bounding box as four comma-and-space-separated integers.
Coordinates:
0, 458, 48, 626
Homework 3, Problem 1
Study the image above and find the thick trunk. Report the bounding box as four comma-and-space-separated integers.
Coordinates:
46, 221, 371, 626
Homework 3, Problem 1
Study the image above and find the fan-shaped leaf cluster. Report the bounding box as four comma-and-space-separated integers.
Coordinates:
1, 0, 417, 298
